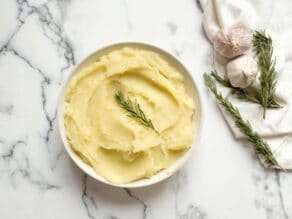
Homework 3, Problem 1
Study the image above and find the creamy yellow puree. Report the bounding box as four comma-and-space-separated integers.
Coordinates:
64, 47, 196, 184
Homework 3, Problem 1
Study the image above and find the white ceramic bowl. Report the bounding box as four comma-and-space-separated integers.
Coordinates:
58, 42, 202, 188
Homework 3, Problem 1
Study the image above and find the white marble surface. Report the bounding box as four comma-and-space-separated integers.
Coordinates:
0, 0, 291, 218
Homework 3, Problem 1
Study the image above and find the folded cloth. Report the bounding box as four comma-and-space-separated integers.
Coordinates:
200, 0, 292, 168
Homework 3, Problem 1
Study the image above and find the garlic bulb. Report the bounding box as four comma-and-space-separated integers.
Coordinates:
226, 55, 258, 88
213, 26, 252, 59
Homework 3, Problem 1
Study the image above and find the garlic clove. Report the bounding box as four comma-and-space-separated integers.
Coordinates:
226, 55, 258, 89
213, 26, 252, 59
228, 26, 252, 54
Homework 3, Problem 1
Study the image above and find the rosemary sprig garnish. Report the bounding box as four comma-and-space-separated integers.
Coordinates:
204, 73, 281, 168
114, 91, 159, 133
253, 30, 281, 118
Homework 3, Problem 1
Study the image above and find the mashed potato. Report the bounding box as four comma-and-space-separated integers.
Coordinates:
64, 47, 196, 183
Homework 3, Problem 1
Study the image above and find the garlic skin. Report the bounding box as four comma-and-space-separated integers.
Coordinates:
226, 55, 258, 89
213, 26, 252, 59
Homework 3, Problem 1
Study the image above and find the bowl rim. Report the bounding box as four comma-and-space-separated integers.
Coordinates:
57, 41, 203, 188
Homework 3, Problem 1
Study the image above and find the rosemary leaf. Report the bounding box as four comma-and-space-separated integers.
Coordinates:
204, 73, 281, 168
253, 31, 281, 118
114, 91, 159, 133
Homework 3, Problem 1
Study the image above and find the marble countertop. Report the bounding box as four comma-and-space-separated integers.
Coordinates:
0, 0, 291, 218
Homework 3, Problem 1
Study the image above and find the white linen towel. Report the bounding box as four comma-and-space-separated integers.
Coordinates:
200, 0, 292, 168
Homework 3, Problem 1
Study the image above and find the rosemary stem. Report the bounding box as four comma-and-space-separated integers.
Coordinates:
204, 73, 280, 169
253, 30, 280, 119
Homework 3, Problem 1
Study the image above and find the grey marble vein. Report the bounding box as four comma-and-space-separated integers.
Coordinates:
195, 0, 203, 12
0, 0, 33, 49
50, 147, 65, 170
11, 0, 75, 155
252, 160, 290, 219
276, 170, 289, 219
2, 46, 54, 145
82, 174, 98, 219
180, 204, 207, 219
0, 139, 26, 160
172, 169, 207, 219
56, 0, 71, 23
0, 104, 14, 115
0, 139, 59, 191
36, 3, 75, 74
3, 45, 50, 81
167, 22, 178, 35
172, 170, 187, 217
11, 168, 59, 191
39, 78, 56, 144
15, 0, 75, 78
0, 0, 76, 173
124, 188, 147, 219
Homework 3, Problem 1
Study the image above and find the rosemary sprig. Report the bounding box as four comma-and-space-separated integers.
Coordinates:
204, 73, 281, 168
211, 71, 281, 108
114, 91, 158, 133
210, 71, 259, 104
253, 30, 281, 118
